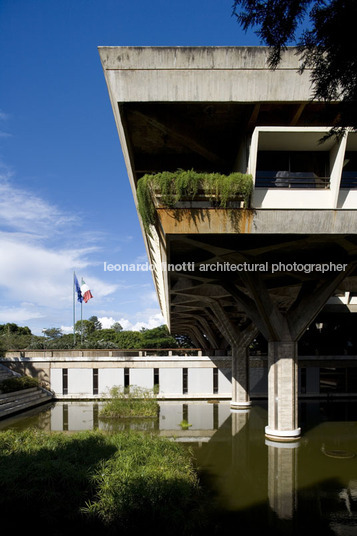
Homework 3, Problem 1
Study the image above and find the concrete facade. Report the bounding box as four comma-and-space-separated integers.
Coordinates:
99, 46, 357, 442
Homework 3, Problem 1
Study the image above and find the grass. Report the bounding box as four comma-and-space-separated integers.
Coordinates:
99, 385, 159, 419
0, 428, 207, 535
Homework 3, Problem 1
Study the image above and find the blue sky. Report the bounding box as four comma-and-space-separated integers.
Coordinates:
0, 0, 259, 336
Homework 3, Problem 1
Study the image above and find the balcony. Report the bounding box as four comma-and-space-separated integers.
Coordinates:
249, 127, 357, 209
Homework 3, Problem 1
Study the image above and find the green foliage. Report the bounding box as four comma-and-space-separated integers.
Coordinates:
0, 323, 32, 350
0, 429, 117, 531
1, 322, 192, 351
0, 429, 203, 534
140, 324, 178, 348
88, 316, 102, 330
100, 385, 159, 419
43, 327, 63, 339
137, 169, 253, 231
82, 431, 201, 533
179, 419, 192, 430
75, 319, 97, 338
0, 375, 39, 393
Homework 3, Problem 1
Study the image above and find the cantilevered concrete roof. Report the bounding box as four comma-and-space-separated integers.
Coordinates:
99, 47, 357, 342
98, 46, 340, 183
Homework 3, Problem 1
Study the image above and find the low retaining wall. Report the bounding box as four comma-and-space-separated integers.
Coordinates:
2, 352, 357, 400
2, 353, 266, 399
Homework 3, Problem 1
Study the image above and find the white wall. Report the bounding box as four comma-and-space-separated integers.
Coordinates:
130, 368, 154, 389
188, 368, 213, 394
98, 368, 124, 395
50, 368, 62, 396
218, 368, 232, 394
68, 369, 92, 396
159, 368, 182, 395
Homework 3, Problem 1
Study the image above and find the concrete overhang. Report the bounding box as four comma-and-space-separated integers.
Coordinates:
98, 46, 339, 185
99, 46, 357, 343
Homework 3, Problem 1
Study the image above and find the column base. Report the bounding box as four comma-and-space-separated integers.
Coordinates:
230, 400, 252, 412
265, 426, 301, 442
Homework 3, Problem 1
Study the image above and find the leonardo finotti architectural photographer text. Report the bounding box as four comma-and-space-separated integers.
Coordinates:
104, 261, 348, 274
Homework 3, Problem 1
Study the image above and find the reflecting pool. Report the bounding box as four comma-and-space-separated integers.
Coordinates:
1, 398, 357, 535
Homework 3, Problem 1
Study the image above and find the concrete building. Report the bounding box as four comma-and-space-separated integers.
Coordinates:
98, 46, 357, 442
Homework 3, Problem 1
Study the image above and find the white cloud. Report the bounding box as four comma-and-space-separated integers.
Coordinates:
60, 325, 74, 334
0, 173, 78, 237
0, 306, 44, 323
98, 310, 165, 332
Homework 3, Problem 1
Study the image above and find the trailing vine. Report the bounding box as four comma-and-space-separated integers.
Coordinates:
136, 169, 253, 231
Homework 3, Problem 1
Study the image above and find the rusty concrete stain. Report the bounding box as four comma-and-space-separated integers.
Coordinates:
157, 208, 255, 234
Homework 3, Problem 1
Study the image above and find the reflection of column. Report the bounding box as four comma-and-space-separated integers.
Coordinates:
231, 408, 250, 436
266, 439, 299, 521
63, 404, 68, 431
231, 410, 250, 466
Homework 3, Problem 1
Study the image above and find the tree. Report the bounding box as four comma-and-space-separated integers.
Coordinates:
0, 323, 32, 350
111, 322, 123, 333
140, 325, 178, 349
42, 327, 63, 340
232, 0, 357, 131
88, 316, 102, 330
75, 319, 96, 338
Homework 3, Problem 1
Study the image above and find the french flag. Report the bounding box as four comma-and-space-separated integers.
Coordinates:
81, 279, 93, 303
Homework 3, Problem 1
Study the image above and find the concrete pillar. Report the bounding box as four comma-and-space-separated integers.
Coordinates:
231, 344, 251, 410
265, 341, 301, 442
205, 301, 258, 412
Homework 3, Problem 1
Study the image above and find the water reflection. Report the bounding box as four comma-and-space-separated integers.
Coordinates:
1, 399, 357, 534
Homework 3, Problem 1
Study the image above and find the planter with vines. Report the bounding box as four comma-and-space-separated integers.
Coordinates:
136, 169, 253, 232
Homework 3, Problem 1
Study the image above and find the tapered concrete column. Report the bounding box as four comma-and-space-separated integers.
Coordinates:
231, 344, 251, 410
265, 341, 301, 442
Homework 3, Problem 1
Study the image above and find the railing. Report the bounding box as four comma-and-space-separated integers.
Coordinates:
255, 171, 330, 189
4, 348, 203, 359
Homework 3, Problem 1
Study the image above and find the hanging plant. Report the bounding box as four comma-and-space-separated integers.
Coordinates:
136, 169, 253, 231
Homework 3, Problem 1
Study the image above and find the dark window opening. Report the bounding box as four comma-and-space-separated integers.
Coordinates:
154, 368, 159, 391
63, 368, 68, 395
213, 368, 219, 394
93, 368, 98, 395
124, 368, 130, 389
183, 368, 188, 394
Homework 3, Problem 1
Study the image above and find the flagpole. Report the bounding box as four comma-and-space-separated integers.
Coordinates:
81, 285, 83, 345
73, 271, 76, 346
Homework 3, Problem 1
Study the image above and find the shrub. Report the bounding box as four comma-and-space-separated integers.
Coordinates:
0, 375, 39, 393
99, 385, 159, 419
